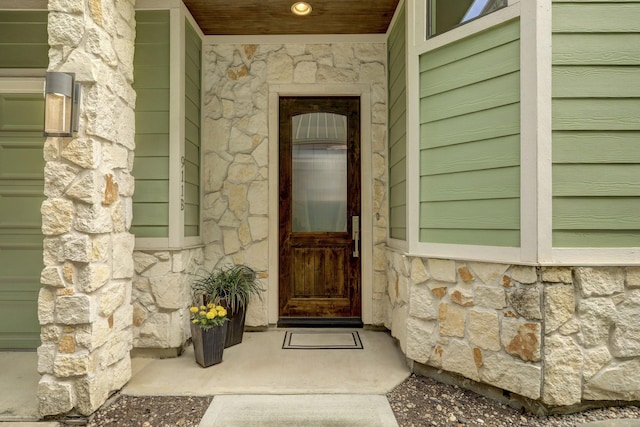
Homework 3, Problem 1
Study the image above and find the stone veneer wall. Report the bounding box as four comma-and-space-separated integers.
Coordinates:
37, 0, 136, 417
131, 247, 204, 352
202, 43, 389, 326
386, 250, 640, 407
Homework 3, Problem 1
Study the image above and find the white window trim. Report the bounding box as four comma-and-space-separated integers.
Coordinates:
268, 83, 374, 325
406, 244, 525, 265
182, 2, 205, 248
168, 7, 184, 249
388, 237, 409, 253
414, 0, 521, 56
405, 0, 421, 258
550, 249, 640, 266
134, 238, 171, 251
520, 0, 552, 264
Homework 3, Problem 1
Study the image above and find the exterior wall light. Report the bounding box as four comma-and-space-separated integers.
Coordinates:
43, 72, 81, 137
291, 2, 312, 16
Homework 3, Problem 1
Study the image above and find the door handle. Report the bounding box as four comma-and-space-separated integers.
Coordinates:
352, 216, 360, 258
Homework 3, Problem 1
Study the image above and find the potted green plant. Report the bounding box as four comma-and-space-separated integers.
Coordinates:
192, 265, 263, 347
189, 303, 228, 367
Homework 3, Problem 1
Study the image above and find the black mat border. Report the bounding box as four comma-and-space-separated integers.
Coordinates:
282, 331, 364, 350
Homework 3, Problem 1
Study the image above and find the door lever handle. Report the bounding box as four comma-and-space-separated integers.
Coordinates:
352, 216, 360, 258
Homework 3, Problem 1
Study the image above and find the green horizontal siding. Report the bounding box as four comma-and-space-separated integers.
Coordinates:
420, 229, 520, 247
136, 134, 170, 157
388, 5, 407, 241
129, 226, 169, 238
553, 66, 640, 98
553, 164, 640, 197
553, 131, 640, 164
554, 198, 640, 229
420, 41, 520, 97
0, 11, 48, 69
133, 68, 170, 89
421, 199, 520, 229
553, 231, 640, 248
552, 0, 640, 247
132, 203, 169, 225
184, 182, 199, 204
420, 20, 520, 71
132, 11, 170, 238
419, 19, 521, 247
184, 160, 199, 186
553, 34, 640, 65
421, 135, 520, 174
421, 72, 520, 123
390, 206, 406, 241
134, 157, 169, 180
553, 3, 640, 33
134, 181, 170, 203
136, 112, 170, 134
135, 88, 170, 111
420, 167, 520, 202
420, 103, 520, 149
553, 99, 640, 130
184, 20, 201, 237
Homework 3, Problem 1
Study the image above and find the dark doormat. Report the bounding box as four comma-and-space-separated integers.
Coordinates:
282, 331, 363, 350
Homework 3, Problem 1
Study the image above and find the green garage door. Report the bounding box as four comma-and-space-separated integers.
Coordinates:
0, 88, 44, 349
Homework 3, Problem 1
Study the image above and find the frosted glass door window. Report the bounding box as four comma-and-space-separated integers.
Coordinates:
292, 112, 348, 232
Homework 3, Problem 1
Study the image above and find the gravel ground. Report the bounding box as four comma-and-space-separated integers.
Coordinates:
81, 374, 640, 426
86, 396, 212, 427
387, 374, 640, 427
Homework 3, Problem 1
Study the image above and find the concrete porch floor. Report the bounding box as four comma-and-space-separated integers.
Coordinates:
0, 328, 411, 424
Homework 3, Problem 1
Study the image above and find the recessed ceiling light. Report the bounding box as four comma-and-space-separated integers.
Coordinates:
291, 2, 312, 16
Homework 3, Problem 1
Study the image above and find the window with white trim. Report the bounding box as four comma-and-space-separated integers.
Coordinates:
428, 0, 508, 38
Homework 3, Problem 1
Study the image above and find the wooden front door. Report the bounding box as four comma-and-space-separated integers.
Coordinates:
279, 97, 361, 324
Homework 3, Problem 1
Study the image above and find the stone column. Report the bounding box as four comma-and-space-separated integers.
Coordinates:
38, 0, 136, 417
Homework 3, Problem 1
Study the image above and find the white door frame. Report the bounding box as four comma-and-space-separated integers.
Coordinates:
268, 83, 374, 325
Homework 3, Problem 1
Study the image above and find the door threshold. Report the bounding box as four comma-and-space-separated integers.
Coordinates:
277, 317, 363, 328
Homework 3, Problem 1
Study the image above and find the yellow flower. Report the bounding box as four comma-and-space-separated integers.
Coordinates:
189, 306, 199, 313
217, 308, 227, 317
192, 319, 199, 324
215, 305, 224, 311
200, 319, 207, 325
206, 311, 216, 319
199, 311, 206, 316
200, 305, 206, 311
207, 303, 215, 309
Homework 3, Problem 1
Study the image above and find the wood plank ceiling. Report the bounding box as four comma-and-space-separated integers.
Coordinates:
182, 0, 401, 35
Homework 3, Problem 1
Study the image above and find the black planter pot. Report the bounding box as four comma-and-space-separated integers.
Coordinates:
191, 322, 227, 367
224, 304, 246, 348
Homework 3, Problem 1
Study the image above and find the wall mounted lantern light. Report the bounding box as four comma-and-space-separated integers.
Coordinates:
43, 71, 81, 137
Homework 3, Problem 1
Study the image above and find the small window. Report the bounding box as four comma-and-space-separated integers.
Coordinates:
428, 0, 508, 38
